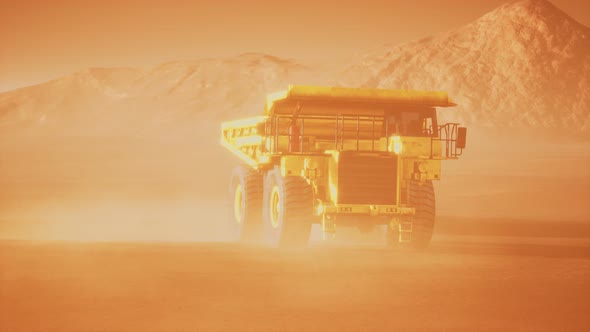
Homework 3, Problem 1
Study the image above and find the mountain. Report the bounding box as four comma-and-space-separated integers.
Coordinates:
1, 0, 588, 136
341, 0, 590, 133
0, 53, 323, 137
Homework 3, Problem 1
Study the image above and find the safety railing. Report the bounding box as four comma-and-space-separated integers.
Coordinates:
334, 114, 388, 151
265, 114, 387, 154
433, 123, 464, 159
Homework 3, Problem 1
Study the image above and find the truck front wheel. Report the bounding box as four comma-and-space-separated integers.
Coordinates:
263, 168, 313, 247
387, 180, 436, 250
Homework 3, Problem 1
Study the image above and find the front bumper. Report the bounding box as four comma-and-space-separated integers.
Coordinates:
322, 204, 415, 217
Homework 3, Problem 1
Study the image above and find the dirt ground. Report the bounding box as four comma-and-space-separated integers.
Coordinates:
1, 233, 590, 332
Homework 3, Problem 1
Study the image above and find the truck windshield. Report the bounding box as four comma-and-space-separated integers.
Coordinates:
385, 110, 437, 137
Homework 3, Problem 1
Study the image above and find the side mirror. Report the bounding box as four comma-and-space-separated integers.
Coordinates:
456, 127, 467, 149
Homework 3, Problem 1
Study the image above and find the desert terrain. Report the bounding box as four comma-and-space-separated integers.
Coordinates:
2, 235, 590, 332
1, 127, 589, 332
1, 0, 590, 331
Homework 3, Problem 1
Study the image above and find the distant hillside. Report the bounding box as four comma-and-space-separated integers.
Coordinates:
0, 0, 588, 136
0, 53, 322, 137
341, 0, 590, 133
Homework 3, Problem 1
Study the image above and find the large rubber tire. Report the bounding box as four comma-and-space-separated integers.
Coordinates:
263, 168, 313, 248
228, 166, 263, 242
387, 180, 436, 250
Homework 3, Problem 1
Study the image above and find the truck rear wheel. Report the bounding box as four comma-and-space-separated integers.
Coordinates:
228, 166, 263, 242
387, 180, 436, 250
263, 168, 313, 247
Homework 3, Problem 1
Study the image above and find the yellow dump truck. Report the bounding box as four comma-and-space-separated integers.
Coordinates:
221, 86, 466, 248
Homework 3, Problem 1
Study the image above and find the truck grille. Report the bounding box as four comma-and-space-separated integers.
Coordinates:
337, 153, 398, 205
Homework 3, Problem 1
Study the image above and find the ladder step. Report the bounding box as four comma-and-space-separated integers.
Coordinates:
399, 222, 412, 232
399, 231, 412, 243
399, 222, 412, 243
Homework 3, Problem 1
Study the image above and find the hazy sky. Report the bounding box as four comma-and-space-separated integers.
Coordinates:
1, 0, 589, 92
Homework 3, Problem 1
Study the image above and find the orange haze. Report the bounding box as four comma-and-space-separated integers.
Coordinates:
1, 0, 590, 92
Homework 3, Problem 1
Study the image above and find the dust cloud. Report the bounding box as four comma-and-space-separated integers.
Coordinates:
1, 121, 589, 242
0, 122, 231, 242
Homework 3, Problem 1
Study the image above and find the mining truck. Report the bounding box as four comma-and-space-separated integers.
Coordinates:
221, 86, 466, 248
